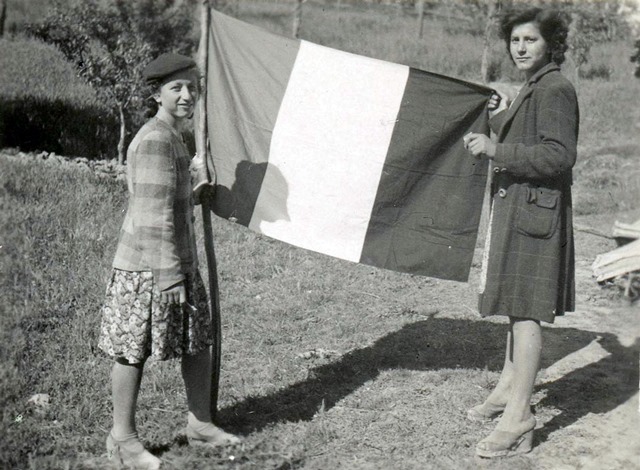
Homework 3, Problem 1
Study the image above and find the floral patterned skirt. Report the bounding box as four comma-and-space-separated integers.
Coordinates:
98, 269, 213, 364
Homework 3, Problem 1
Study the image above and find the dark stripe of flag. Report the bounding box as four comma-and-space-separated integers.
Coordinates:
360, 68, 492, 281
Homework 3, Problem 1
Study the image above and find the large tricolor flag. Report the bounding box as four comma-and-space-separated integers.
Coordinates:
205, 9, 492, 282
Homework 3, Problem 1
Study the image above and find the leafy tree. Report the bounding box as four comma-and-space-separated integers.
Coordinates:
27, 0, 196, 163
567, 11, 591, 79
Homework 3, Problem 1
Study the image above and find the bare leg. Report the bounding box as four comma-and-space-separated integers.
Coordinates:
468, 329, 513, 421
181, 348, 240, 446
181, 348, 213, 423
476, 317, 540, 457
496, 317, 540, 429
108, 359, 161, 469
111, 359, 144, 438
485, 328, 514, 406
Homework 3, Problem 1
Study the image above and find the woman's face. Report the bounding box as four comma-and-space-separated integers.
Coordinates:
154, 69, 198, 125
509, 21, 550, 79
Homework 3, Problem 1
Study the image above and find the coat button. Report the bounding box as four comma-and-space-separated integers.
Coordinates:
498, 188, 507, 198
493, 167, 500, 173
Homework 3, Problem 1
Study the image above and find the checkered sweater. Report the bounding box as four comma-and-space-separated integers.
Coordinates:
112, 117, 197, 291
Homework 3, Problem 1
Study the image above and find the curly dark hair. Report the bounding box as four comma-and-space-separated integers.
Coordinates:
498, 7, 570, 66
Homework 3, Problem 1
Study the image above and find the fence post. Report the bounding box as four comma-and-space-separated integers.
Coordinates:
293, 0, 303, 38
480, 0, 501, 83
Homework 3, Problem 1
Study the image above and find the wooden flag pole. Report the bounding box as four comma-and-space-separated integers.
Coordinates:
195, 0, 222, 421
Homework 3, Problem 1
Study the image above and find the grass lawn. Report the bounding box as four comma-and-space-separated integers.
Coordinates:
1, 151, 638, 469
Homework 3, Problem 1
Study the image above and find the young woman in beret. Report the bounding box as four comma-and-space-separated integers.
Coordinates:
464, 7, 579, 459
97, 53, 239, 469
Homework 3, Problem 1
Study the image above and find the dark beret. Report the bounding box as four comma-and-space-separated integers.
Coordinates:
142, 53, 196, 84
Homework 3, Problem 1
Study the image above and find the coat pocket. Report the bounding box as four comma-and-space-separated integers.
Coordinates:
515, 187, 560, 239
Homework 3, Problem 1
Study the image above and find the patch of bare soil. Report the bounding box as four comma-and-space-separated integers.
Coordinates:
531, 210, 640, 469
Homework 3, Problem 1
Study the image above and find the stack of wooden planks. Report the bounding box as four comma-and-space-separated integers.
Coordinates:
592, 219, 640, 301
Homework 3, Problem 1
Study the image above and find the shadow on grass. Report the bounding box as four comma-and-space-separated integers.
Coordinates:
217, 318, 639, 439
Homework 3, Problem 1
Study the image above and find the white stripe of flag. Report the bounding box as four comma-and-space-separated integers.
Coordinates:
250, 41, 410, 261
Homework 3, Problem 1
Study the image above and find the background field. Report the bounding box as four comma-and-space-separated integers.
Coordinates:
1, 1, 639, 469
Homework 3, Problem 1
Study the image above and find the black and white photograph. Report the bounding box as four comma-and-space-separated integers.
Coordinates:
1, 0, 639, 468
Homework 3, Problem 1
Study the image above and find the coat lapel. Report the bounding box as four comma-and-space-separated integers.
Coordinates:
496, 86, 533, 140
496, 63, 560, 141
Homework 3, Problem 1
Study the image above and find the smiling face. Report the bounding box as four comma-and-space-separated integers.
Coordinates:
154, 69, 198, 127
509, 21, 550, 79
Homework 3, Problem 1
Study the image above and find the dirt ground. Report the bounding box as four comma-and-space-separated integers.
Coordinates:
527, 210, 640, 470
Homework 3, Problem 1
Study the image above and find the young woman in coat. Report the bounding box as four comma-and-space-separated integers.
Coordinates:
463, 7, 579, 458
97, 53, 239, 469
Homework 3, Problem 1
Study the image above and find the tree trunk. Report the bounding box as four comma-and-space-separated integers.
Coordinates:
292, 0, 303, 39
568, 12, 581, 92
0, 0, 7, 38
480, 0, 501, 84
416, 0, 425, 39
117, 103, 126, 164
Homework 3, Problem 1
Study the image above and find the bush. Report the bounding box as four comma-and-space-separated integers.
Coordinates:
0, 96, 118, 158
0, 38, 118, 159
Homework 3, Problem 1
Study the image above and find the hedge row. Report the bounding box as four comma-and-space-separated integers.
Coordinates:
0, 96, 119, 159
0, 37, 119, 159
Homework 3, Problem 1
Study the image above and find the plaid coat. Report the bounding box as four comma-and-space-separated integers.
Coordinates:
112, 117, 198, 292
479, 63, 579, 323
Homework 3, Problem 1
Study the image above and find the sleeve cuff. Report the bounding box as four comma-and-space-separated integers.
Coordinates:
155, 271, 186, 292
491, 144, 508, 174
